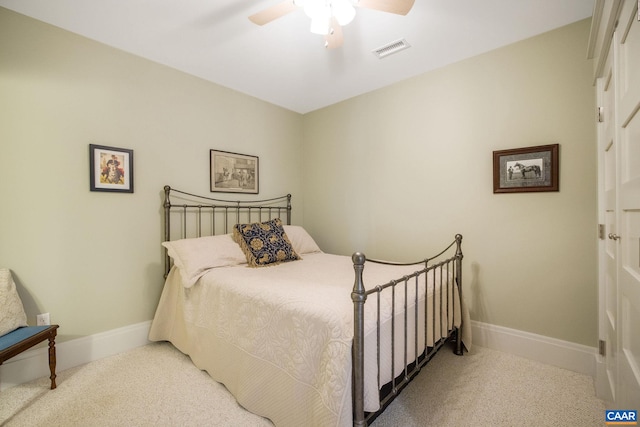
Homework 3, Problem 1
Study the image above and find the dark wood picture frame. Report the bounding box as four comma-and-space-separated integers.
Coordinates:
493, 144, 559, 193
210, 149, 259, 194
89, 144, 134, 193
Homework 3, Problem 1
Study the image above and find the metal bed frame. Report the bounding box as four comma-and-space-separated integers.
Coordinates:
162, 186, 464, 426
163, 185, 292, 277
352, 237, 464, 426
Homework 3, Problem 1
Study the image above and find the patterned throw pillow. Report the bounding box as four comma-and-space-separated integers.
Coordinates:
233, 218, 300, 267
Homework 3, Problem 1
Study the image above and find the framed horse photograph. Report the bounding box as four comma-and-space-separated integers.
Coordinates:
210, 149, 259, 194
493, 144, 559, 193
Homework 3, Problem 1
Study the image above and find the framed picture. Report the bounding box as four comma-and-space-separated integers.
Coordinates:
210, 149, 259, 194
89, 144, 134, 193
493, 144, 559, 193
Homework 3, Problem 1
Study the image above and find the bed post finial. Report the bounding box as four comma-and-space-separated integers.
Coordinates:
455, 234, 463, 255
286, 194, 292, 225
351, 252, 367, 427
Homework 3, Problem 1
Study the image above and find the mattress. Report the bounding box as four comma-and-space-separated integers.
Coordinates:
149, 252, 466, 427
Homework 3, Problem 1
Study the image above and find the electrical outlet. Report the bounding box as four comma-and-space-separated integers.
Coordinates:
36, 312, 50, 326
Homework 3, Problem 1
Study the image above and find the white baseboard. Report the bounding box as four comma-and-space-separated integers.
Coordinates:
1, 320, 597, 391
0, 320, 151, 391
470, 320, 597, 377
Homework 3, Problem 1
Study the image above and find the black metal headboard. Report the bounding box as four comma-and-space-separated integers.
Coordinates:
163, 185, 292, 276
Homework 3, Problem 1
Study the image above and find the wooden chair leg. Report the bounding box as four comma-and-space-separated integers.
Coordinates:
47, 334, 57, 389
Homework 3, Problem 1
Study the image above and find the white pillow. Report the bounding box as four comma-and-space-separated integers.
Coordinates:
162, 234, 247, 288
283, 225, 322, 254
0, 268, 28, 336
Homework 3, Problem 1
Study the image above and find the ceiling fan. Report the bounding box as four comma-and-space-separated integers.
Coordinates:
248, 0, 415, 49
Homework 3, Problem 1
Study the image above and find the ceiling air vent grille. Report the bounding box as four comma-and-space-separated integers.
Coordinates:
372, 38, 411, 59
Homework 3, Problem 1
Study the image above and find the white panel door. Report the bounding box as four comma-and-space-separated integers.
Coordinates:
615, 0, 640, 409
598, 38, 617, 403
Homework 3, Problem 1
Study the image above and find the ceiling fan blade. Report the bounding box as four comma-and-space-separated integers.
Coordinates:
356, 0, 415, 15
249, 1, 298, 26
324, 18, 344, 49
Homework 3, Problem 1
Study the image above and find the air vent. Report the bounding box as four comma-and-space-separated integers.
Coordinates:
372, 38, 411, 59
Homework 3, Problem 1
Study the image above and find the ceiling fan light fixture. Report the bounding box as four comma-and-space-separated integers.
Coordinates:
303, 1, 329, 19
299, 0, 356, 35
310, 16, 331, 34
249, 0, 415, 49
332, 0, 356, 26
304, 1, 332, 34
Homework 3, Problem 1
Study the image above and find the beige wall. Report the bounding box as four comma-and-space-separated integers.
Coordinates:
0, 8, 303, 339
301, 19, 597, 347
1, 7, 597, 349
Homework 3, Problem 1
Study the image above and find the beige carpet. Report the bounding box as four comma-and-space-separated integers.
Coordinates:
0, 342, 606, 426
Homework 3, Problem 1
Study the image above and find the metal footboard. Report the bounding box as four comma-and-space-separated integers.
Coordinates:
351, 234, 464, 427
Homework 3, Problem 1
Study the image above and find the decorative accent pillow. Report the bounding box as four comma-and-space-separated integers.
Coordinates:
283, 225, 322, 254
233, 218, 300, 267
162, 234, 247, 288
0, 268, 28, 337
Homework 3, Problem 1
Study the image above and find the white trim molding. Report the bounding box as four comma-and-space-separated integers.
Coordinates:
1, 320, 598, 391
0, 321, 151, 391
471, 320, 598, 377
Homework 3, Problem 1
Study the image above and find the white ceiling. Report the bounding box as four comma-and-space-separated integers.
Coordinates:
0, 0, 594, 114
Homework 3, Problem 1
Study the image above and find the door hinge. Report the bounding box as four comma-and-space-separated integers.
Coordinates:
599, 339, 606, 356
599, 224, 605, 240
598, 107, 604, 123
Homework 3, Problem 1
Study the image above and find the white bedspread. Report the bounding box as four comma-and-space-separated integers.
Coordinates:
149, 252, 468, 427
